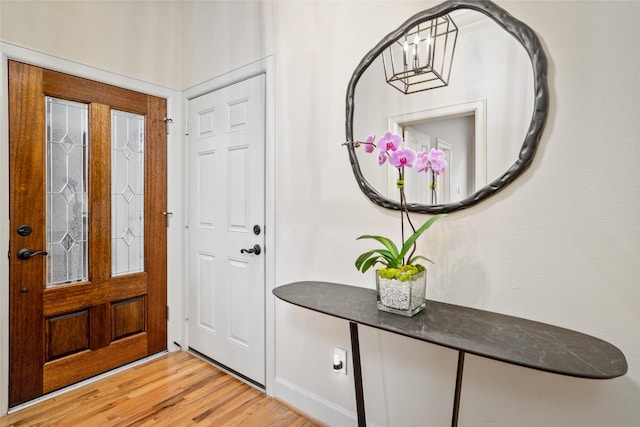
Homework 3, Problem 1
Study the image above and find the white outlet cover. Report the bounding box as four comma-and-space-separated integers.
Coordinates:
333, 347, 347, 375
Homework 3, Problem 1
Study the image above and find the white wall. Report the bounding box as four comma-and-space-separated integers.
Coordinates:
0, 0, 182, 89
182, 1, 640, 426
1, 1, 639, 426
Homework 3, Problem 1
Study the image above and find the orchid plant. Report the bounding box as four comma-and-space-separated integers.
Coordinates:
348, 131, 447, 281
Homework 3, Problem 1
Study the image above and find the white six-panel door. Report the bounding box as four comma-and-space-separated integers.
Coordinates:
187, 74, 266, 386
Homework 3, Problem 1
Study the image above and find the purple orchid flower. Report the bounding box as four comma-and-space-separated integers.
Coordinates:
389, 148, 417, 169
427, 148, 447, 175
377, 151, 387, 165
377, 131, 402, 152
364, 134, 375, 153
414, 150, 429, 173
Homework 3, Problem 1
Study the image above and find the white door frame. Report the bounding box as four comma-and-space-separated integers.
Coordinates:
388, 99, 487, 193
182, 55, 276, 396
0, 41, 184, 415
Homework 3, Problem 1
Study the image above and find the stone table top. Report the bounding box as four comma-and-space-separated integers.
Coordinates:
274, 281, 627, 379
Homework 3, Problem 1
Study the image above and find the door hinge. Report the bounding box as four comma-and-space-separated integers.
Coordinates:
163, 117, 173, 135
167, 305, 170, 321
162, 211, 173, 227
185, 119, 189, 136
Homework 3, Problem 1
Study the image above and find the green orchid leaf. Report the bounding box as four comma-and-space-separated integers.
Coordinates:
357, 248, 394, 264
408, 255, 433, 265
398, 214, 445, 260
355, 250, 379, 270
357, 235, 399, 259
374, 249, 395, 263
355, 248, 399, 271
361, 256, 386, 273
354, 213, 445, 276
386, 257, 403, 269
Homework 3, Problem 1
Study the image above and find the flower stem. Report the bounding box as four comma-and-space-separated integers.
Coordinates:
431, 170, 438, 205
397, 170, 405, 251
403, 190, 417, 264
398, 167, 417, 265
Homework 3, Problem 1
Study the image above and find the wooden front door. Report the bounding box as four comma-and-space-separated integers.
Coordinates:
8, 61, 167, 406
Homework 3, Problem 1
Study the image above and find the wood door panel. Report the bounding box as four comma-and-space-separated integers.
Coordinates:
42, 69, 148, 114
145, 95, 168, 355
88, 102, 112, 285
9, 60, 167, 406
46, 311, 90, 360
112, 297, 145, 340
8, 60, 46, 405
90, 303, 112, 350
43, 334, 148, 394
42, 273, 148, 317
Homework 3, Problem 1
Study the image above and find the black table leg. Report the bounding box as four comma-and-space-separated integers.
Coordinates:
349, 321, 366, 426
349, 322, 464, 427
451, 351, 465, 427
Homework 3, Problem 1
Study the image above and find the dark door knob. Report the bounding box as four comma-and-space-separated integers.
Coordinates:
240, 244, 261, 256
17, 248, 48, 260
17, 225, 32, 236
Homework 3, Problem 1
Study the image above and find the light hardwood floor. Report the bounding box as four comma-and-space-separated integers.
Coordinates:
1, 351, 321, 426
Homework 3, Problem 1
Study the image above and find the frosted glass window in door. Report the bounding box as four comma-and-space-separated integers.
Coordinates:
46, 97, 89, 286
112, 110, 145, 276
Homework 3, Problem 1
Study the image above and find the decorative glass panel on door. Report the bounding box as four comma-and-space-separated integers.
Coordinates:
111, 110, 145, 276
46, 97, 89, 286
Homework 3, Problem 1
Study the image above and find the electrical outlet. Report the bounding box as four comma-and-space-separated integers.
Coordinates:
333, 347, 347, 375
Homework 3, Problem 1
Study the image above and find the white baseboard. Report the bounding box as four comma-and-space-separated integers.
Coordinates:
273, 376, 383, 427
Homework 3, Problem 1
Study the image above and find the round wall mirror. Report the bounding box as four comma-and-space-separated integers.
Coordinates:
345, 0, 549, 213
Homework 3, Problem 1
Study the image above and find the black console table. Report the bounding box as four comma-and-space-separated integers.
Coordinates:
273, 282, 627, 427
